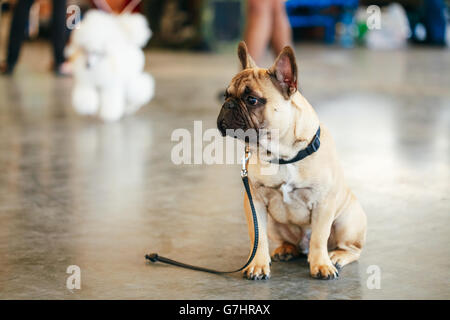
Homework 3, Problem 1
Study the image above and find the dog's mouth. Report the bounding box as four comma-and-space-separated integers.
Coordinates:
217, 115, 278, 161
217, 118, 261, 143
217, 100, 261, 141
217, 117, 271, 145
217, 110, 248, 135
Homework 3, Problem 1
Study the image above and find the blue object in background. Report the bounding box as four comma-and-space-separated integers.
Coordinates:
424, 0, 447, 45
408, 0, 447, 45
285, 0, 359, 46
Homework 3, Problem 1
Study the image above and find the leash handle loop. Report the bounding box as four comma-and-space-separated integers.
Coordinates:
145, 146, 259, 275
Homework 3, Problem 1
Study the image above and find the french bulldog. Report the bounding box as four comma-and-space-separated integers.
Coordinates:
217, 42, 367, 280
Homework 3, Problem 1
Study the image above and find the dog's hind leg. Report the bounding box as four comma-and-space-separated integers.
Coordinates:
329, 247, 361, 270
328, 196, 367, 270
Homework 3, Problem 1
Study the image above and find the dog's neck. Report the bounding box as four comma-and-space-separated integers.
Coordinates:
258, 91, 320, 163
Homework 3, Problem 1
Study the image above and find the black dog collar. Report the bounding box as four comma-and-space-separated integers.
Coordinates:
270, 126, 321, 164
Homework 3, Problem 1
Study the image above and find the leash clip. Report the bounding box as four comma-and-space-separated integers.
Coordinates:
241, 146, 251, 178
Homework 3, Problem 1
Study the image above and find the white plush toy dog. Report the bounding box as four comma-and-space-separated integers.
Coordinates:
68, 10, 154, 122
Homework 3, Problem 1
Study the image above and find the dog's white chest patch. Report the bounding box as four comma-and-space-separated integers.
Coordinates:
280, 164, 298, 204
281, 182, 294, 203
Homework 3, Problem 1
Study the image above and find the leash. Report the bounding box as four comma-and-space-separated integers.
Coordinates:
145, 146, 259, 274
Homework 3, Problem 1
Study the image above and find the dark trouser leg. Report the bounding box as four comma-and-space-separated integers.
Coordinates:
6, 0, 34, 68
51, 0, 68, 67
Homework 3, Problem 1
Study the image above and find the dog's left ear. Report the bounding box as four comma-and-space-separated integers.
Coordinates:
269, 46, 298, 98
237, 41, 257, 70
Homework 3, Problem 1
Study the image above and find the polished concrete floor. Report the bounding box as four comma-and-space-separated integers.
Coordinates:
0, 42, 449, 299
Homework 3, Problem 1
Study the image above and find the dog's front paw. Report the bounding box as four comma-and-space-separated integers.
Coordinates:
242, 256, 271, 280
310, 260, 339, 280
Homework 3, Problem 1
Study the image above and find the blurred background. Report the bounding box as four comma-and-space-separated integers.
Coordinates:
1, 0, 449, 53
0, 0, 448, 299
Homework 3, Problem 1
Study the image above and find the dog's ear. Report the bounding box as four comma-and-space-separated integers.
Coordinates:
269, 46, 298, 98
237, 41, 257, 70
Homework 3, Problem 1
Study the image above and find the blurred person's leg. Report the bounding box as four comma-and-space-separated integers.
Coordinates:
244, 0, 273, 65
51, 0, 69, 74
2, 0, 35, 74
270, 0, 292, 55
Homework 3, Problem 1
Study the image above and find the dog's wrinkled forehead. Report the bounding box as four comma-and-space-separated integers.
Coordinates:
227, 68, 269, 97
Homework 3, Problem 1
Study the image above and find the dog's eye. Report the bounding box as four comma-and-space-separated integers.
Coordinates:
246, 96, 258, 106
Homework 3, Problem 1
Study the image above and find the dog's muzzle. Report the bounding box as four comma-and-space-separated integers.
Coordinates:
217, 98, 246, 136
